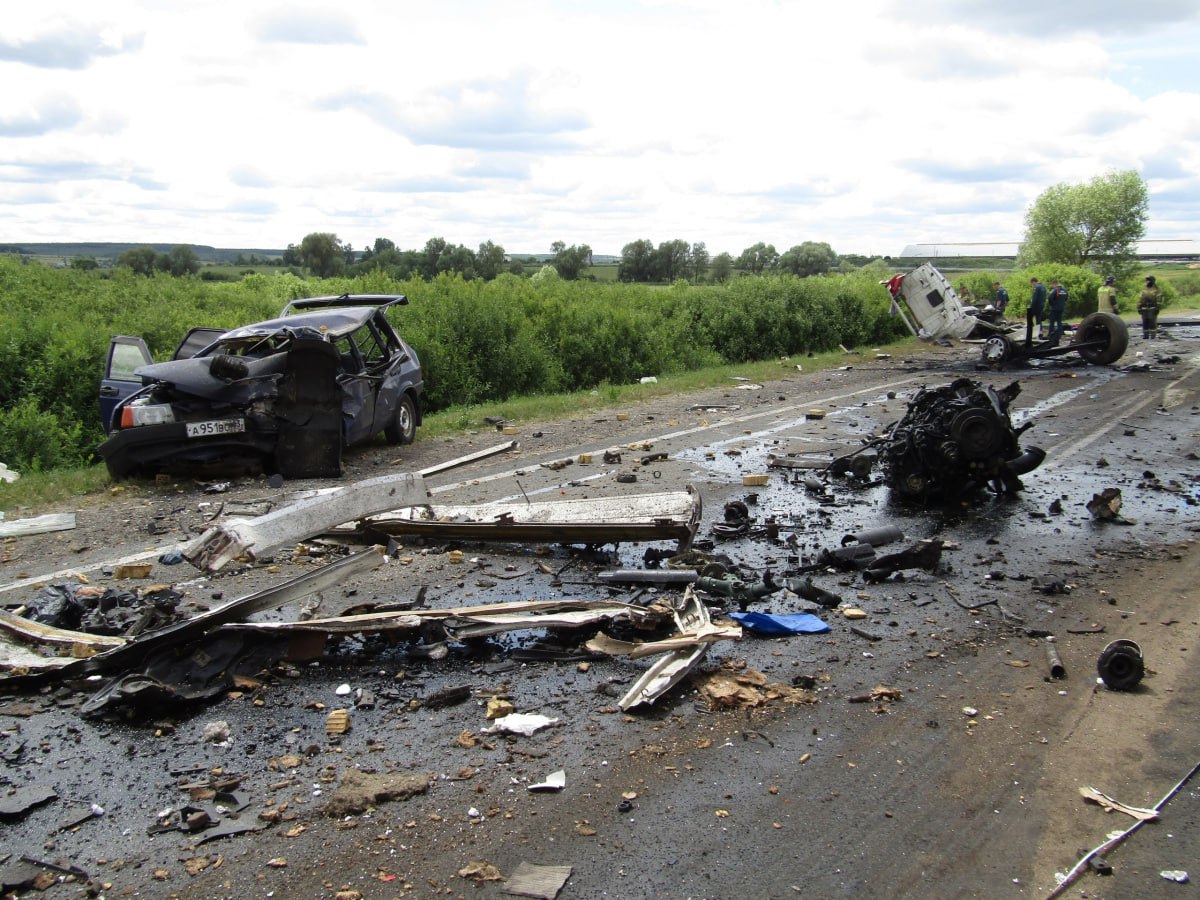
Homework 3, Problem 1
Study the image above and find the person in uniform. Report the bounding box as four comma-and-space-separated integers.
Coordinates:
1047, 279, 1069, 341
1138, 275, 1161, 339
992, 281, 1010, 317
1097, 275, 1118, 315
1029, 277, 1048, 339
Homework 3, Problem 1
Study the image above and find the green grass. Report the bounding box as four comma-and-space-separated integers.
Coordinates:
0, 336, 916, 513
0, 466, 116, 514
418, 337, 911, 439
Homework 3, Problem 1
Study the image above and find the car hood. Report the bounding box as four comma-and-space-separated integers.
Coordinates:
136, 352, 288, 401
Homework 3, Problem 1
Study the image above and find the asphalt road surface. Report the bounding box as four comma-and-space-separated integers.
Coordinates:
2, 333, 1198, 900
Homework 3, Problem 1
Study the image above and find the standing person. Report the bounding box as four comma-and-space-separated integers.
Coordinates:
1047, 279, 1069, 341
992, 281, 1010, 317
1139, 275, 1161, 339
1098, 275, 1119, 315
1029, 277, 1048, 339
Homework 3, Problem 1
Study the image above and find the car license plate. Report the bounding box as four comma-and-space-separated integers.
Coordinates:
185, 418, 246, 438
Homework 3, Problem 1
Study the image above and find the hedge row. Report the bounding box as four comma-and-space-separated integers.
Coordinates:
0, 259, 905, 471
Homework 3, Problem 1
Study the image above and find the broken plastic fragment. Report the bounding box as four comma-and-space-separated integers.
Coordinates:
528, 770, 566, 792
729, 612, 830, 635
482, 713, 559, 736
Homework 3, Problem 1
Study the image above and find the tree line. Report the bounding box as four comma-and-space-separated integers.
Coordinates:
278, 233, 843, 285
93, 169, 1152, 288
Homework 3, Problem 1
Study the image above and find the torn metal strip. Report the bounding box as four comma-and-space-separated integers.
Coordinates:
1, 547, 385, 687
185, 472, 428, 572
0, 629, 81, 673
418, 440, 519, 477
607, 587, 738, 710
222, 599, 668, 639
1079, 786, 1160, 821
0, 512, 76, 538
586, 622, 742, 660
0, 610, 126, 650
359, 486, 701, 551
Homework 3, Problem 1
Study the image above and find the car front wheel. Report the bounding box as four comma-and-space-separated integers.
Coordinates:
385, 394, 417, 445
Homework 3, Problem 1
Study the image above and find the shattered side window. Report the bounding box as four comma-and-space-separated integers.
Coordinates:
925, 290, 944, 309
109, 343, 148, 380
334, 336, 362, 374
352, 323, 389, 370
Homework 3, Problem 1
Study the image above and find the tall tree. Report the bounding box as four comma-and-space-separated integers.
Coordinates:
477, 240, 507, 280
116, 246, 158, 276
420, 237, 449, 280
778, 241, 838, 277
439, 244, 478, 280
736, 242, 778, 274
710, 252, 734, 283
688, 242, 710, 282
1019, 170, 1148, 277
655, 240, 691, 283
299, 232, 345, 277
165, 244, 200, 276
618, 239, 656, 282
551, 242, 592, 280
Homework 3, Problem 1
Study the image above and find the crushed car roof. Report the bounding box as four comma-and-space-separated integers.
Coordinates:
280, 294, 408, 315
220, 306, 386, 342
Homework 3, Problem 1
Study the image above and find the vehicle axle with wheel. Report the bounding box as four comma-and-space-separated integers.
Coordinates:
882, 263, 1129, 368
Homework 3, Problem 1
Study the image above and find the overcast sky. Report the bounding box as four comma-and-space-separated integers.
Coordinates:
2, 1, 1197, 258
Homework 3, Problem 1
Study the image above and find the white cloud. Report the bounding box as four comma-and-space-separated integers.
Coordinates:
0, 0, 1195, 256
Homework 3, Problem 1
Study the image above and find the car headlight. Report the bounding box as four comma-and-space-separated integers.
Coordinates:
120, 402, 176, 428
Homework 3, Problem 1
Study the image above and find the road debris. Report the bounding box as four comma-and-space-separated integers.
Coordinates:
459, 861, 505, 882
1079, 786, 1160, 821
696, 666, 817, 709
876, 379, 1043, 503
1, 547, 385, 691
483, 713, 560, 736
1087, 487, 1132, 523
0, 784, 58, 819
185, 472, 430, 571
1049, 759, 1200, 899
1046, 640, 1066, 679
503, 861, 572, 900
323, 770, 430, 817
0, 512, 76, 538
363, 486, 701, 551
1096, 639, 1144, 691
528, 770, 566, 792
728, 611, 831, 635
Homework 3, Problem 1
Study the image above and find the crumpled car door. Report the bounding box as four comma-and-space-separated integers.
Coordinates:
274, 338, 343, 478
100, 336, 152, 433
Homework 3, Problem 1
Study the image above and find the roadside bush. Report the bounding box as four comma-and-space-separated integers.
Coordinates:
0, 257, 912, 473
0, 397, 85, 471
1170, 271, 1200, 298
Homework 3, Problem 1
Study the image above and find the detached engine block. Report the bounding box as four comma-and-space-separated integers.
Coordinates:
881, 378, 1044, 503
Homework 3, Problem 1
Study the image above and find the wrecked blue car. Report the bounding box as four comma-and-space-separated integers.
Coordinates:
98, 295, 423, 480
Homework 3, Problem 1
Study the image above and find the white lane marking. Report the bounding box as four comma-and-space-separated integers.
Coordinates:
428, 374, 924, 496
1042, 364, 1200, 468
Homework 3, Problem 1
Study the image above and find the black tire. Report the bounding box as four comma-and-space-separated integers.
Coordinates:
385, 394, 417, 445
1097, 641, 1144, 691
1073, 312, 1129, 365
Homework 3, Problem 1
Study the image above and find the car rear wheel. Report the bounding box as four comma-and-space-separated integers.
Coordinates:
1073, 312, 1129, 365
385, 394, 416, 445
